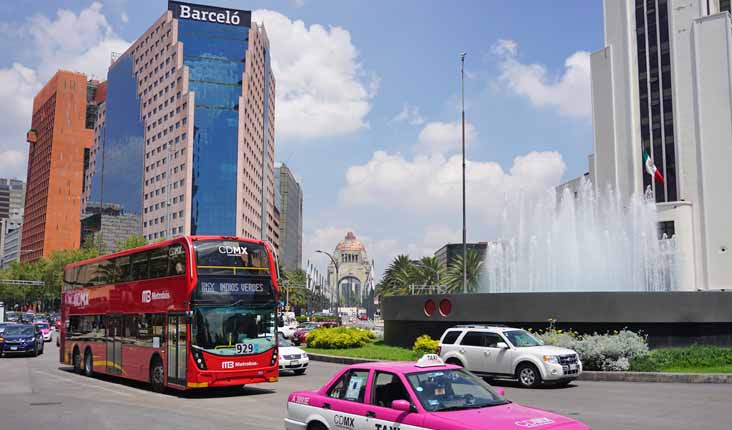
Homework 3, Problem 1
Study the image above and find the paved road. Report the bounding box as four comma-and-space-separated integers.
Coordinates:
2, 339, 731, 430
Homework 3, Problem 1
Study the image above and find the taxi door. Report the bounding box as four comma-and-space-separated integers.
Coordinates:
366, 371, 425, 429
323, 369, 373, 430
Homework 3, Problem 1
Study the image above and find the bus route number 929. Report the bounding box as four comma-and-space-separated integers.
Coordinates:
235, 343, 257, 354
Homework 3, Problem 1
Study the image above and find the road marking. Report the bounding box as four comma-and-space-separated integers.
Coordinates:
34, 370, 134, 397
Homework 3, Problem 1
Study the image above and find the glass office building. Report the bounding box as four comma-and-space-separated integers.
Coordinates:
87, 1, 278, 247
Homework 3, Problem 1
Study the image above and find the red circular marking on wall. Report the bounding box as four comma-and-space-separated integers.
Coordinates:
424, 299, 436, 317
439, 299, 452, 317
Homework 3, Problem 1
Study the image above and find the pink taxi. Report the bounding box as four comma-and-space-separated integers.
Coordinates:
34, 322, 52, 342
285, 355, 590, 430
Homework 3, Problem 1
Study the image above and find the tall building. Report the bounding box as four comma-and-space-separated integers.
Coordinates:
275, 163, 302, 272
87, 1, 277, 247
0, 178, 26, 265
81, 202, 141, 254
21, 71, 98, 263
434, 242, 489, 273
328, 232, 374, 307
591, 0, 732, 290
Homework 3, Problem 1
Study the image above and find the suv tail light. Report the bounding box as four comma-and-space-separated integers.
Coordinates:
437, 345, 441, 355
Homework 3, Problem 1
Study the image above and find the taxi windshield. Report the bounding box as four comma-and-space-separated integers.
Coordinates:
406, 369, 508, 412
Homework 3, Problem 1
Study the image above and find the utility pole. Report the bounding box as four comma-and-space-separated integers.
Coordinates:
460, 52, 468, 294
317, 250, 339, 315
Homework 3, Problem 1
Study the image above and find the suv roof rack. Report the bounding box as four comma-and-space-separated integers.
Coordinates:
453, 324, 507, 329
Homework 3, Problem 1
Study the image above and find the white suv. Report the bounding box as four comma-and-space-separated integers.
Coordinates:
438, 325, 582, 388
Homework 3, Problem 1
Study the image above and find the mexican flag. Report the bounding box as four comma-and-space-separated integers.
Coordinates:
643, 150, 664, 183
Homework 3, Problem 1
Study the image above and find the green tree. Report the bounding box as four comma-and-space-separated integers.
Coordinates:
115, 235, 148, 252
376, 254, 417, 296
281, 269, 308, 313
414, 256, 444, 287
444, 249, 484, 293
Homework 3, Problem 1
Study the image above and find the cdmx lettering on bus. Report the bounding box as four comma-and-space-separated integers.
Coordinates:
217, 245, 248, 256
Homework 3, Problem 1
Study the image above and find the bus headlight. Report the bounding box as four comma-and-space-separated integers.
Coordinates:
191, 348, 207, 370
270, 347, 278, 366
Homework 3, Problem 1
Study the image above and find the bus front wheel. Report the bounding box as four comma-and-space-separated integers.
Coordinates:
150, 356, 165, 393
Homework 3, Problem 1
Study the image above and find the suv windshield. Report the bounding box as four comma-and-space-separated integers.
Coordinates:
192, 304, 275, 356
406, 369, 508, 412
503, 330, 543, 347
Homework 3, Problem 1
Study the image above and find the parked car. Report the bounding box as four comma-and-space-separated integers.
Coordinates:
0, 324, 44, 356
292, 321, 340, 345
284, 354, 590, 430
438, 325, 582, 388
278, 333, 309, 375
291, 322, 320, 346
34, 322, 53, 342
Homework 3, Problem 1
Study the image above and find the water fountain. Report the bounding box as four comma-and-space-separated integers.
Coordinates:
482, 179, 678, 293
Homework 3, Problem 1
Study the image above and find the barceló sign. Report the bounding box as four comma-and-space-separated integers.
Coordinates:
168, 1, 252, 28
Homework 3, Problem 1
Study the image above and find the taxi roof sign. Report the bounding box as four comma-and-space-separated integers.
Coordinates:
415, 354, 445, 368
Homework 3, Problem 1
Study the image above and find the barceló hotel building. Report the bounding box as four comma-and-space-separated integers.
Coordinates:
86, 1, 278, 248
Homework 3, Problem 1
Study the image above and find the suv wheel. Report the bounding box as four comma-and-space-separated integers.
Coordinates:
445, 358, 463, 367
517, 363, 541, 388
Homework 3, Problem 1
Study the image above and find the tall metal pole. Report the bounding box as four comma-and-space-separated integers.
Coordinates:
316, 250, 339, 315
460, 52, 467, 294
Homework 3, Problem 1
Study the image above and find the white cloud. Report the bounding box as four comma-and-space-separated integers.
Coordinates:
416, 121, 476, 155
340, 150, 566, 222
392, 103, 424, 126
494, 39, 591, 119
0, 3, 130, 181
253, 10, 376, 141
121, 12, 129, 24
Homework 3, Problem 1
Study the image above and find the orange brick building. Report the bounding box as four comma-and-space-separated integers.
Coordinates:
21, 71, 95, 262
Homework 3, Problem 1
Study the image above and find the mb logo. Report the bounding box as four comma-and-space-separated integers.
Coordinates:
142, 290, 152, 303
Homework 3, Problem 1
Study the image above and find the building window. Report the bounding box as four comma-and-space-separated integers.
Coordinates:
658, 221, 675, 239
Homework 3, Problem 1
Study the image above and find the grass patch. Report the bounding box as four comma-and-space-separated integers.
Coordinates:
630, 346, 732, 373
304, 341, 419, 361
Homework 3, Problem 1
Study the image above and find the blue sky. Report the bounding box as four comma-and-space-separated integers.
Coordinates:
0, 0, 603, 275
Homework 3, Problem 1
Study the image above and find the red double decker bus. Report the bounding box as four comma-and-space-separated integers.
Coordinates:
60, 236, 280, 391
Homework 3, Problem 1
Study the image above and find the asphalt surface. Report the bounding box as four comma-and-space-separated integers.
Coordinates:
2, 337, 731, 430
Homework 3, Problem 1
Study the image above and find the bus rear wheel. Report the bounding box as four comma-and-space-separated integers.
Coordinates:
83, 349, 94, 377
72, 348, 82, 373
150, 356, 165, 393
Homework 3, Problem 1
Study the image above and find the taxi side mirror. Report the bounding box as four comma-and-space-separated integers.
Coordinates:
391, 400, 411, 412
495, 387, 506, 397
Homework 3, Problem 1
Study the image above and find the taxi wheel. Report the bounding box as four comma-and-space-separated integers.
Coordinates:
307, 421, 327, 430
517, 363, 542, 388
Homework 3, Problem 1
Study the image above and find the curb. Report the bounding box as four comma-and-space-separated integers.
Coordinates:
307, 353, 732, 383
578, 370, 732, 384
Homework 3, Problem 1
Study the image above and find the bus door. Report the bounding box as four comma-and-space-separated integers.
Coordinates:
166, 313, 187, 386
105, 315, 123, 374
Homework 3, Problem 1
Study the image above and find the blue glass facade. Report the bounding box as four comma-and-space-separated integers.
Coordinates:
178, 20, 249, 235
89, 53, 145, 215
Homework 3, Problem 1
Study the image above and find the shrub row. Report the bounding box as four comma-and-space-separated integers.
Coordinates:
629, 346, 732, 372
535, 329, 649, 371
306, 327, 375, 349
412, 335, 439, 355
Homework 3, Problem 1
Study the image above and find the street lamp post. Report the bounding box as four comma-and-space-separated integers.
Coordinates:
316, 250, 339, 316
460, 51, 467, 294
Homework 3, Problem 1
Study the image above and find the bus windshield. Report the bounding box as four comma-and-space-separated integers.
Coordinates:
192, 304, 275, 356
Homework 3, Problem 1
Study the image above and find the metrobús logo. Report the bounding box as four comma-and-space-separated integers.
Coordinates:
515, 417, 555, 428
141, 290, 171, 303
179, 4, 242, 25
221, 361, 257, 369
66, 291, 89, 307
218, 245, 248, 256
